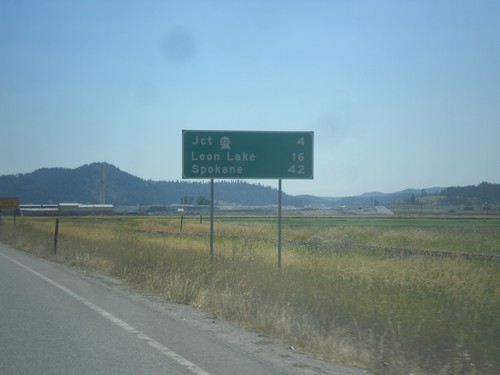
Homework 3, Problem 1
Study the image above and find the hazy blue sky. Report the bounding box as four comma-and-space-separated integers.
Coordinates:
1, 0, 499, 197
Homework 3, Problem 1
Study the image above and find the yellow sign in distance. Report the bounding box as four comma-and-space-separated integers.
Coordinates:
0, 197, 20, 209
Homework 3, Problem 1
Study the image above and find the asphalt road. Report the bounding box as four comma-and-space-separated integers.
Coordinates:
0, 242, 371, 375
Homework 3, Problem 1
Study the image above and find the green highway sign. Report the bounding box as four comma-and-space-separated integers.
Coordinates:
182, 130, 313, 179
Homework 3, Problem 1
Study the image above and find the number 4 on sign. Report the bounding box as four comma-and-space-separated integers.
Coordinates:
297, 137, 305, 146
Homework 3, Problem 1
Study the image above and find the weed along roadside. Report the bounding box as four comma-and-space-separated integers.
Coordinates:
1, 215, 499, 375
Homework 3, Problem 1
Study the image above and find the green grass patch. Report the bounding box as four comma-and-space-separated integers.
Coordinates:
215, 214, 500, 229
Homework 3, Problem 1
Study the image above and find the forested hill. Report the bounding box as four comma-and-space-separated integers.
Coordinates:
0, 163, 312, 206
2, 163, 498, 208
440, 182, 500, 205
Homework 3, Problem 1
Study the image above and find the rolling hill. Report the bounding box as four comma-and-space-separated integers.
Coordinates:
1, 163, 498, 209
0, 163, 310, 206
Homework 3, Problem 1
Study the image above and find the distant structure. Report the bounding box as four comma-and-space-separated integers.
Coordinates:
99, 163, 106, 204
20, 203, 114, 216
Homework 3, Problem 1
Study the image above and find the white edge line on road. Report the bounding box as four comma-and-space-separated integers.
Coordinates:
0, 251, 211, 375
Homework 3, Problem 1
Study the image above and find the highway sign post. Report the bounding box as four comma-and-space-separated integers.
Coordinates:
182, 130, 314, 268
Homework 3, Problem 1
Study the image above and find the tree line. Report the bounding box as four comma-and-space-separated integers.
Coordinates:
441, 182, 500, 206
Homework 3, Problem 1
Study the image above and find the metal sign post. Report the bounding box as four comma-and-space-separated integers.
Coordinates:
210, 179, 214, 260
182, 130, 313, 268
278, 179, 282, 269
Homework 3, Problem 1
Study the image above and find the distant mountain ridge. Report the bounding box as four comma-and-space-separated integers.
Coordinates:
0, 163, 310, 206
333, 187, 445, 207
358, 187, 443, 198
1, 163, 498, 207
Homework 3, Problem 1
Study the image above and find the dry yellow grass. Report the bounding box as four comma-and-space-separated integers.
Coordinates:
1, 215, 499, 375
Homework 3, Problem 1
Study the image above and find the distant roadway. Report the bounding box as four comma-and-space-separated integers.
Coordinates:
0, 243, 371, 375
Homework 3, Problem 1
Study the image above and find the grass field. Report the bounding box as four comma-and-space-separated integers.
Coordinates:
1, 214, 499, 375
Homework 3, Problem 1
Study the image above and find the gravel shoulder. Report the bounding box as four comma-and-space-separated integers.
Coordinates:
83, 269, 373, 375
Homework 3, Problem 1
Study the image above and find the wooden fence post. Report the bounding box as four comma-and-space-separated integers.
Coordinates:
53, 218, 59, 253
